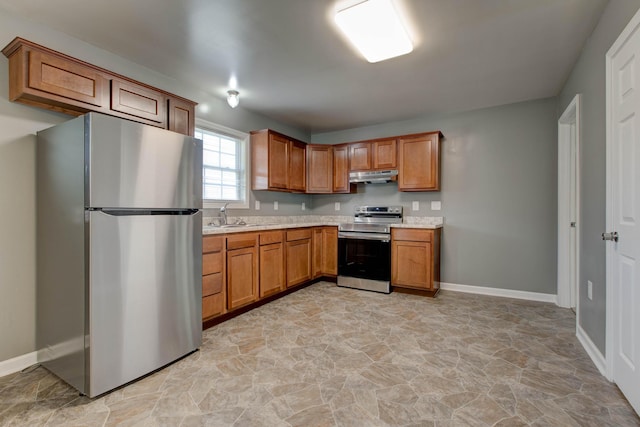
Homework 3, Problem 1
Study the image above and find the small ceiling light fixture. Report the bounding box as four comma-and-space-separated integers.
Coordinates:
335, 0, 413, 63
226, 90, 240, 108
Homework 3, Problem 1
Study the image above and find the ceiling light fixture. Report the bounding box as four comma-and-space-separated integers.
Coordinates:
226, 90, 239, 108
335, 0, 413, 63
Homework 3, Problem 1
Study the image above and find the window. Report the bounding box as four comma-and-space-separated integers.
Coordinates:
195, 120, 249, 209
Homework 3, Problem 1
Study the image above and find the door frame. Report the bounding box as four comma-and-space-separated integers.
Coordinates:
557, 94, 581, 313
605, 7, 640, 382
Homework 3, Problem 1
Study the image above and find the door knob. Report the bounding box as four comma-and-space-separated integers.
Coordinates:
602, 231, 619, 242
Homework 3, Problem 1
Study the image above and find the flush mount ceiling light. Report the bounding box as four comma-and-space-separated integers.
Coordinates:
335, 0, 413, 63
226, 90, 239, 108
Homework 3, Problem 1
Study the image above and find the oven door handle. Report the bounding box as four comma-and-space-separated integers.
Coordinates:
338, 232, 390, 242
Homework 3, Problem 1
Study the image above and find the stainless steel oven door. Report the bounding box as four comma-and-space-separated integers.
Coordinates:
337, 232, 391, 293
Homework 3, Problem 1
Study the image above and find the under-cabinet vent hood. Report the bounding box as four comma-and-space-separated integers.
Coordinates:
349, 170, 398, 184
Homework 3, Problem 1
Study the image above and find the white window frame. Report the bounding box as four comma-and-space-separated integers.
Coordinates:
196, 118, 250, 209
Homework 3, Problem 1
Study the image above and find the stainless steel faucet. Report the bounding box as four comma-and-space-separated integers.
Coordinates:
219, 203, 229, 225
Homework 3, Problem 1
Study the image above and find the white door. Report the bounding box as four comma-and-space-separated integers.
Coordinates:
557, 94, 580, 311
606, 8, 640, 415
569, 130, 578, 310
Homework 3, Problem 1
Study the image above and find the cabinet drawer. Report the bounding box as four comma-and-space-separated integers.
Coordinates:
203, 272, 223, 297
392, 228, 433, 242
260, 230, 283, 245
202, 292, 225, 319
286, 228, 312, 241
203, 252, 223, 275
226, 233, 258, 250
203, 235, 223, 253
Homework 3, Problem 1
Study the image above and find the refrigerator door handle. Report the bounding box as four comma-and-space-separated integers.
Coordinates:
93, 208, 200, 216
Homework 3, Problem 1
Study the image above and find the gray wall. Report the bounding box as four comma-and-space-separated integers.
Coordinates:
558, 0, 640, 355
311, 97, 558, 294
0, 10, 307, 362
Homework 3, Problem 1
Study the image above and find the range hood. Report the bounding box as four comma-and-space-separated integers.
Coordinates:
349, 170, 399, 184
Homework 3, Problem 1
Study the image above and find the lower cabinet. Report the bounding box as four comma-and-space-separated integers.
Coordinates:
312, 227, 323, 278
202, 226, 339, 325
202, 236, 225, 320
391, 228, 441, 295
259, 231, 285, 298
226, 233, 259, 310
313, 226, 338, 277
286, 229, 312, 288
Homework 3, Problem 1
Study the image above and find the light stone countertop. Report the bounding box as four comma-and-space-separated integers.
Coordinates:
390, 223, 443, 229
202, 215, 443, 235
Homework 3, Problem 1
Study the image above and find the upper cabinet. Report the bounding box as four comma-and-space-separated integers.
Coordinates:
307, 145, 333, 193
307, 144, 356, 194
251, 129, 306, 192
349, 142, 372, 171
2, 37, 196, 136
250, 129, 441, 194
348, 138, 397, 172
332, 144, 355, 193
110, 78, 167, 127
289, 140, 306, 192
372, 139, 397, 169
168, 98, 196, 136
398, 131, 442, 191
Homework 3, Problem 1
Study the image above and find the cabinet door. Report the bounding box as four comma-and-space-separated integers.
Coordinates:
168, 97, 195, 136
312, 228, 323, 278
391, 240, 432, 290
27, 49, 108, 109
259, 242, 285, 298
307, 145, 333, 193
227, 246, 258, 309
289, 140, 306, 192
372, 139, 397, 169
110, 79, 167, 126
349, 142, 372, 171
398, 133, 440, 191
333, 144, 351, 193
321, 227, 338, 276
268, 133, 289, 189
286, 238, 312, 288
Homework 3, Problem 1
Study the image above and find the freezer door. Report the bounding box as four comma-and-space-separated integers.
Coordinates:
87, 210, 202, 397
86, 113, 203, 209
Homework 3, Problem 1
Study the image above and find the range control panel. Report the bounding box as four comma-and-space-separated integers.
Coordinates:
354, 206, 403, 214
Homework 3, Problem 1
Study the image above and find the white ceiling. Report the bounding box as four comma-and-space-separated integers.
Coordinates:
0, 0, 608, 133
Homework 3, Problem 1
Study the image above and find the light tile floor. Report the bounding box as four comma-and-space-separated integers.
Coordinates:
1, 282, 639, 426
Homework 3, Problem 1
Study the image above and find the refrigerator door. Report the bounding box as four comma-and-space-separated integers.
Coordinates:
87, 210, 202, 397
86, 113, 203, 209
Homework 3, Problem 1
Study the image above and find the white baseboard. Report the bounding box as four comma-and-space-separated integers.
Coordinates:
576, 324, 608, 378
440, 282, 558, 304
0, 351, 38, 377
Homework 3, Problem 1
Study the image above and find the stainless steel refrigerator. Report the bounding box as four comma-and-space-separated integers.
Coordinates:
36, 113, 203, 397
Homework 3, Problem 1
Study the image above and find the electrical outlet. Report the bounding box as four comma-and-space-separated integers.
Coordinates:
255, 200, 260, 210
587, 280, 593, 300
335, 202, 340, 211
431, 201, 442, 211
274, 201, 279, 211
412, 201, 419, 211
302, 202, 306, 211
